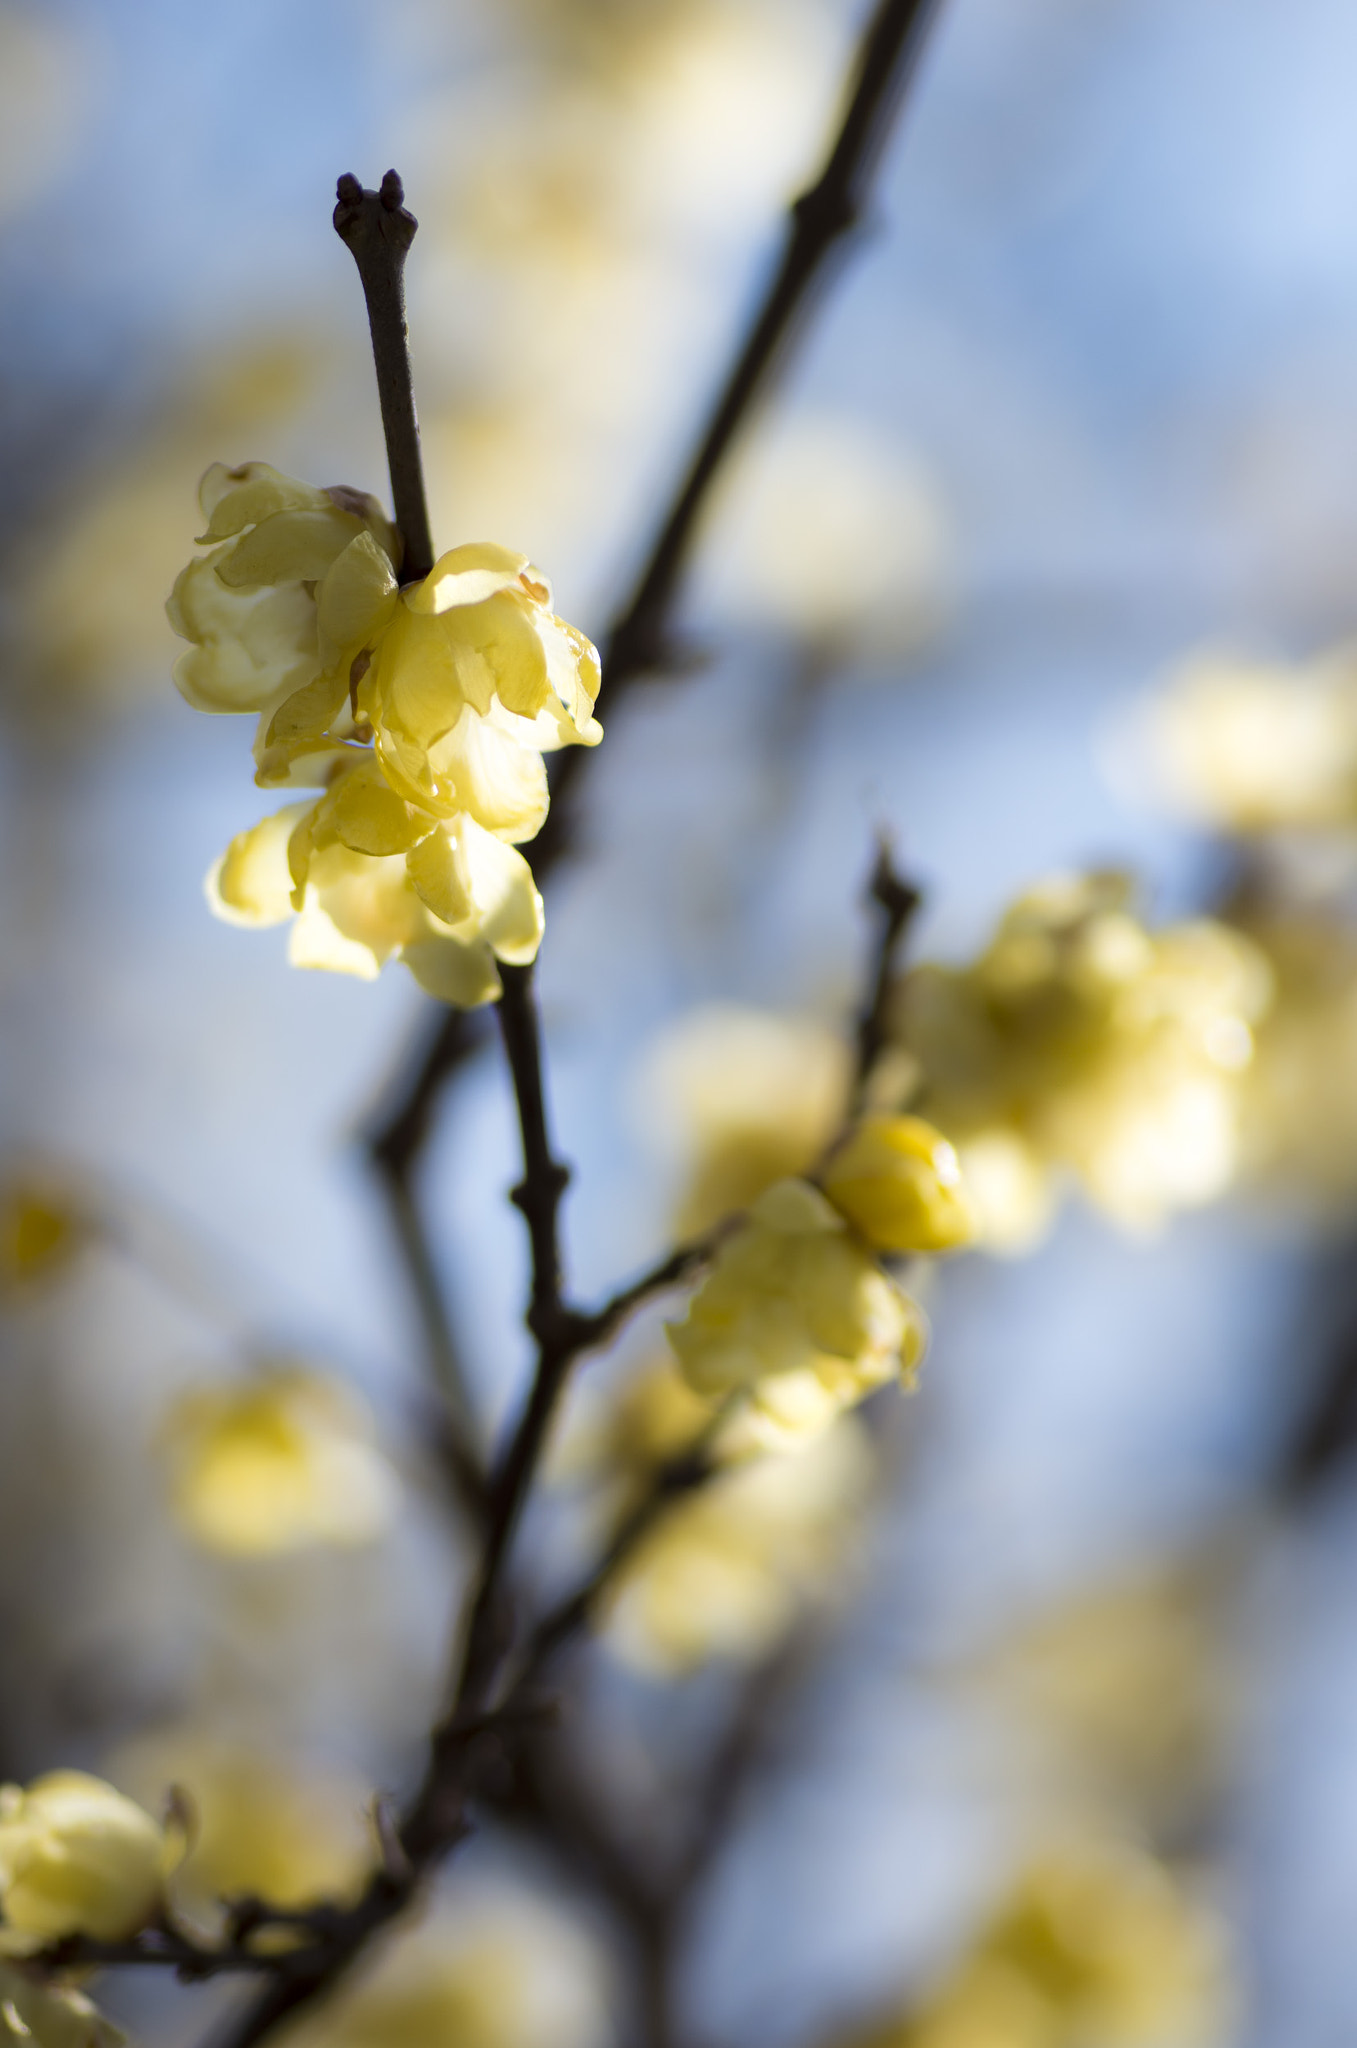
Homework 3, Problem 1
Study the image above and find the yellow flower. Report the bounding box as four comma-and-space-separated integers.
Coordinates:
667, 1179, 925, 1442
601, 1418, 873, 1675
160, 1364, 400, 1557
1139, 645, 1357, 832
206, 757, 544, 1006
113, 1737, 372, 1927
893, 873, 1271, 1243
170, 466, 602, 1002
166, 462, 399, 743
0, 1773, 164, 1945
823, 1115, 976, 1255
356, 542, 601, 818
0, 1962, 122, 2047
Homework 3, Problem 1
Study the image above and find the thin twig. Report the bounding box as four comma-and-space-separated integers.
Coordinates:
333, 170, 434, 582
853, 838, 922, 1109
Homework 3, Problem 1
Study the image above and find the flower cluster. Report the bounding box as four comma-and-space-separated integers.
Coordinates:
1141, 644, 1357, 834
889, 873, 1272, 1246
160, 1363, 400, 1557
666, 1115, 973, 1446
168, 463, 601, 1004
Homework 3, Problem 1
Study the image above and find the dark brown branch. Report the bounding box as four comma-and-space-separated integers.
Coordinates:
516, 1428, 722, 1680
852, 838, 922, 1108
333, 170, 435, 583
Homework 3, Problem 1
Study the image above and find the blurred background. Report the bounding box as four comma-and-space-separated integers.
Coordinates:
5, 0, 1357, 2043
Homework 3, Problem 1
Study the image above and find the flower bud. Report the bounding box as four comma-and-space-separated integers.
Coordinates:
0, 1773, 164, 1944
667, 1179, 925, 1443
161, 1365, 400, 1557
822, 1114, 976, 1255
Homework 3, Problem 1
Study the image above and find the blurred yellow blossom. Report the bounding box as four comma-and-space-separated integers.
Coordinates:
169, 466, 600, 1003
114, 1737, 372, 1927
0, 1174, 86, 1293
957, 1560, 1234, 1830
285, 1890, 607, 2048
840, 1843, 1226, 2048
1138, 645, 1357, 833
634, 1004, 850, 1236
160, 1364, 400, 1557
823, 1116, 977, 1255
891, 874, 1271, 1245
667, 1179, 926, 1444
0, 1963, 122, 2048
601, 1417, 873, 1675
701, 412, 950, 653
0, 1772, 164, 1947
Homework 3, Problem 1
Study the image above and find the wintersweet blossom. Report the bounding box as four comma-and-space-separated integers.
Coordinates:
0, 1962, 122, 2048
1140, 645, 1357, 833
822, 1114, 976, 1254
839, 1845, 1226, 2048
160, 1365, 399, 1557
891, 873, 1271, 1245
667, 1179, 926, 1443
0, 1773, 164, 1946
602, 1419, 872, 1675
168, 464, 601, 1003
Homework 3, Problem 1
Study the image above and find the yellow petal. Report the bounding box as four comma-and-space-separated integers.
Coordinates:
401, 933, 504, 1007
407, 542, 534, 614
168, 552, 320, 714
214, 506, 361, 590
206, 804, 312, 927
316, 530, 398, 673
197, 461, 330, 538
458, 816, 544, 963
326, 758, 429, 857
405, 823, 474, 928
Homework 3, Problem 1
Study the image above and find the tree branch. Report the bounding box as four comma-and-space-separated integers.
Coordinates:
333, 170, 434, 582
853, 838, 922, 1108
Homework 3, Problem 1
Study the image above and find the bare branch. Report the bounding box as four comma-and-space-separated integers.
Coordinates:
333, 170, 434, 582
853, 838, 922, 1109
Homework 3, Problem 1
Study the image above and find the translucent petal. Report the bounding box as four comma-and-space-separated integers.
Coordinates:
168, 553, 320, 714
288, 901, 381, 979
401, 933, 503, 1006
215, 506, 361, 590
207, 804, 312, 927
304, 842, 425, 964
197, 461, 330, 538
409, 542, 535, 614
327, 758, 429, 857
405, 823, 474, 928
459, 816, 544, 963
377, 698, 548, 839
316, 530, 398, 672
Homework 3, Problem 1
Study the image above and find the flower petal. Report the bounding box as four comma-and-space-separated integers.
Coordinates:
207, 804, 313, 927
